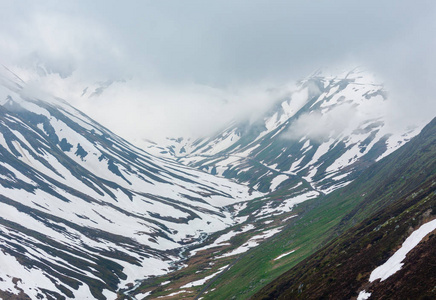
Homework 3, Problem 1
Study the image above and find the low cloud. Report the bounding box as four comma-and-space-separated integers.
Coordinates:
283, 104, 358, 143
13, 68, 297, 143
283, 80, 394, 143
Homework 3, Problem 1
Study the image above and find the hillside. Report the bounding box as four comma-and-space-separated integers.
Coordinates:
0, 66, 259, 299
253, 117, 436, 299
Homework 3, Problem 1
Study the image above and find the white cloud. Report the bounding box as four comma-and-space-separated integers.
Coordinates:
283, 104, 357, 143
283, 81, 393, 143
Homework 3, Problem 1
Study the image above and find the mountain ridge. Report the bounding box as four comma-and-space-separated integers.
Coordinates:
0, 66, 259, 299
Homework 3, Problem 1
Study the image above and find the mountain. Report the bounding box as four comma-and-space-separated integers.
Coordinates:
117, 71, 431, 299
0, 64, 432, 300
0, 65, 259, 299
145, 69, 420, 197
252, 117, 436, 300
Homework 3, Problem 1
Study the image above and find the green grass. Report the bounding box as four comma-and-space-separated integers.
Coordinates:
199, 196, 346, 300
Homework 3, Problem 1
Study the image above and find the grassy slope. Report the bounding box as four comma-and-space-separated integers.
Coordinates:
200, 118, 436, 300
252, 118, 436, 299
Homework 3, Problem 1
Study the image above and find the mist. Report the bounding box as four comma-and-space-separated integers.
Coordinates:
1, 0, 435, 144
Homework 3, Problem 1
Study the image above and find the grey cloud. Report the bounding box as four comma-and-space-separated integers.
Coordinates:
0, 0, 435, 141
5, 0, 432, 85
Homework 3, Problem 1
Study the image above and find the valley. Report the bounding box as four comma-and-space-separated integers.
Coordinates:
0, 65, 434, 300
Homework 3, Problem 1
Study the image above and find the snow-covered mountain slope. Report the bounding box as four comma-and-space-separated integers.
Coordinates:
0, 65, 259, 299
145, 69, 422, 195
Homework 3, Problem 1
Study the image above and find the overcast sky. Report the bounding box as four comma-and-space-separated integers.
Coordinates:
1, 0, 435, 143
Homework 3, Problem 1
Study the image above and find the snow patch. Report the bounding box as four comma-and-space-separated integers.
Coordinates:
357, 290, 372, 300
181, 265, 228, 288
369, 219, 436, 282
274, 250, 295, 261
216, 227, 283, 258
270, 175, 289, 191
